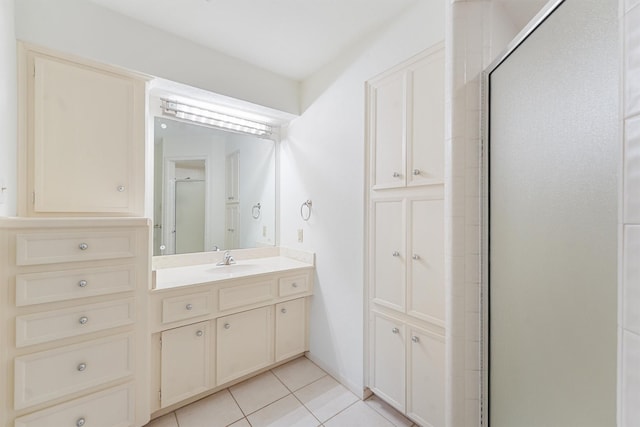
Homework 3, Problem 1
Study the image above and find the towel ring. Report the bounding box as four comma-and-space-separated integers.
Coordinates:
252, 203, 261, 219
300, 200, 312, 221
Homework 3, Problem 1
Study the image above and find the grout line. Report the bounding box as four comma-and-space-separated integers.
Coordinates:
320, 399, 360, 425
228, 386, 248, 417
173, 411, 180, 427
290, 385, 323, 426
363, 396, 414, 427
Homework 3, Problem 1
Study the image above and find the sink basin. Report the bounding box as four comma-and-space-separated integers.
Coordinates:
207, 264, 259, 274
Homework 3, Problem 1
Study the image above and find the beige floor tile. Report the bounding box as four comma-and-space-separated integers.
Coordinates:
228, 418, 251, 427
365, 395, 414, 427
229, 371, 290, 415
143, 413, 178, 427
272, 357, 327, 391
247, 394, 320, 427
324, 401, 395, 427
175, 389, 244, 427
294, 375, 359, 422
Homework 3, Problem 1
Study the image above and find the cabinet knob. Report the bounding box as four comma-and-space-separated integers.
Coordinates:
117, 185, 125, 192
281, 308, 287, 314
412, 336, 420, 343
413, 169, 421, 176
392, 172, 401, 178
292, 282, 298, 288
392, 251, 400, 257
392, 327, 399, 334
412, 254, 420, 260
79, 316, 88, 325
186, 304, 193, 310
224, 323, 231, 329
78, 243, 88, 250
78, 280, 88, 288
77, 363, 87, 372
196, 330, 203, 337
76, 418, 86, 427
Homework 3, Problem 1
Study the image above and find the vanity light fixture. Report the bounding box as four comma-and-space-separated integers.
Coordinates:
161, 98, 273, 138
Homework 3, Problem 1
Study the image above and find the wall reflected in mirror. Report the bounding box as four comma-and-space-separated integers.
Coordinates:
153, 117, 276, 256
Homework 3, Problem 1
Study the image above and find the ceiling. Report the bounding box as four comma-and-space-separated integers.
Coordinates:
88, 0, 419, 81
87, 0, 548, 82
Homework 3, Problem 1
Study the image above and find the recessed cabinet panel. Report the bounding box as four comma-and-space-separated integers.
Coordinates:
371, 313, 406, 412
217, 306, 273, 384
373, 200, 406, 311
407, 327, 445, 427
408, 199, 445, 325
161, 321, 212, 408
275, 298, 307, 361
407, 48, 445, 187
31, 55, 144, 215
372, 74, 405, 189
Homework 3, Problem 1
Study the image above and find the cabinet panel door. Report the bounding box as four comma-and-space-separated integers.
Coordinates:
217, 306, 274, 384
372, 73, 405, 189
370, 313, 406, 412
275, 298, 307, 361
161, 321, 212, 408
31, 55, 143, 214
225, 204, 240, 249
372, 200, 406, 311
407, 327, 445, 427
225, 151, 240, 203
408, 199, 445, 325
407, 47, 445, 187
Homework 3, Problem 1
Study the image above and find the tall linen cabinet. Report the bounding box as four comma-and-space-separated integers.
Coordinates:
366, 43, 446, 427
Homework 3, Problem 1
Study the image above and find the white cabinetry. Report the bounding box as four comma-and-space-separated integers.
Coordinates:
366, 42, 446, 426
19, 44, 146, 217
0, 218, 150, 427
275, 298, 308, 361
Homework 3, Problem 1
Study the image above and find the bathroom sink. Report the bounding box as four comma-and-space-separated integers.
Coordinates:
207, 264, 260, 274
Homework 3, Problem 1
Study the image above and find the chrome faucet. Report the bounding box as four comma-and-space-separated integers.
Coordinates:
217, 250, 235, 266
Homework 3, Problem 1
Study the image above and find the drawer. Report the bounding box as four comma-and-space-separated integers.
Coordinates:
162, 291, 213, 324
16, 299, 135, 347
218, 279, 275, 311
16, 230, 137, 266
279, 275, 309, 297
14, 333, 133, 410
16, 265, 136, 307
14, 383, 134, 427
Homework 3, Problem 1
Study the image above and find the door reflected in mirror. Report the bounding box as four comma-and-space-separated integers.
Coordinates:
153, 117, 276, 256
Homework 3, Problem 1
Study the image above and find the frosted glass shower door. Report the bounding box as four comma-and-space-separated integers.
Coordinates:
488, 0, 618, 425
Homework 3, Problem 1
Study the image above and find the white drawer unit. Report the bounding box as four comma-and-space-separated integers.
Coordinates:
278, 274, 309, 297
14, 333, 134, 410
15, 264, 136, 306
14, 384, 135, 427
162, 291, 213, 324
218, 279, 275, 311
15, 230, 137, 265
16, 299, 135, 347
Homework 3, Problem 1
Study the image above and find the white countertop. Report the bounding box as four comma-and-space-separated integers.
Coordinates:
153, 256, 313, 289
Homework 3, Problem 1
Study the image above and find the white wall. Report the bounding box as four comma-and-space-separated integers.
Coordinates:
0, 0, 16, 217
280, 0, 445, 394
14, 0, 299, 115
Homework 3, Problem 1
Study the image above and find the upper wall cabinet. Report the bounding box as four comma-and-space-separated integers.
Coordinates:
368, 43, 444, 190
19, 44, 147, 217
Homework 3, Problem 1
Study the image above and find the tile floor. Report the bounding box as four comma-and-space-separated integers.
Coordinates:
144, 356, 417, 427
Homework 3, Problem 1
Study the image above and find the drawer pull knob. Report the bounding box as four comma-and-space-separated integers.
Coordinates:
412, 336, 420, 343
292, 282, 298, 288
117, 185, 125, 192
281, 308, 287, 314
186, 303, 193, 310
196, 330, 203, 337
79, 316, 88, 325
393, 172, 401, 178
413, 169, 421, 176
392, 327, 399, 334
224, 323, 231, 330
412, 254, 420, 260
77, 363, 87, 372
392, 251, 400, 257
76, 418, 86, 427
78, 280, 88, 288
79, 243, 88, 250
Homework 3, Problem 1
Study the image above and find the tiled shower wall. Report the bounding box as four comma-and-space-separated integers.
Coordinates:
621, 0, 640, 425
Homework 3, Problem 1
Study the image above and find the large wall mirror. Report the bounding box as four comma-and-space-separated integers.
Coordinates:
152, 116, 277, 256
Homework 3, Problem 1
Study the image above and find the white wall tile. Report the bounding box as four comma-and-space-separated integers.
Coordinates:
622, 330, 640, 427
624, 226, 640, 335
625, 7, 640, 117
624, 116, 640, 222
